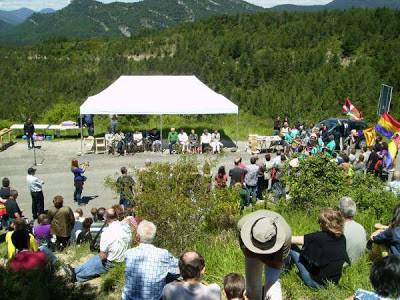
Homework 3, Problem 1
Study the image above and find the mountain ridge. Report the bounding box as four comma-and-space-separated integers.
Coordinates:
0, 7, 55, 25
271, 0, 400, 11
0, 0, 262, 45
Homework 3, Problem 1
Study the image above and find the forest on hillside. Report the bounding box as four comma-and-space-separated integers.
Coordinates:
1, 8, 400, 124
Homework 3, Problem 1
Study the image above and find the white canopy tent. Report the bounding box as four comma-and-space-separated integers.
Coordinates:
79, 75, 239, 153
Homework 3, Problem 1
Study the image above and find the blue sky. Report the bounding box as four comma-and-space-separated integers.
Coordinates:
0, 0, 332, 11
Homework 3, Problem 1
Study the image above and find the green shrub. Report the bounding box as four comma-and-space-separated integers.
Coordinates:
284, 155, 346, 210
344, 174, 399, 221
105, 156, 238, 254
0, 265, 96, 300
284, 155, 398, 220
41, 102, 79, 124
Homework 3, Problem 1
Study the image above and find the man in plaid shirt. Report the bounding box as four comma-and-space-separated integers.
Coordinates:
122, 220, 179, 300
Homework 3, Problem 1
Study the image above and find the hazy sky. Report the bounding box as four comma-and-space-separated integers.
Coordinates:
0, 0, 332, 11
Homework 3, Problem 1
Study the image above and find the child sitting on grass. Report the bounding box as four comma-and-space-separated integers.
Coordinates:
224, 273, 247, 300
33, 213, 51, 248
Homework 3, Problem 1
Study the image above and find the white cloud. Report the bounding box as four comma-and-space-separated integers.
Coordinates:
0, 0, 332, 11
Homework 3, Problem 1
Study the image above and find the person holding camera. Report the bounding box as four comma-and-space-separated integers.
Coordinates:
71, 159, 87, 206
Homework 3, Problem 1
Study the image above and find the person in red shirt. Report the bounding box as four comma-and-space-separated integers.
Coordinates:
9, 229, 47, 272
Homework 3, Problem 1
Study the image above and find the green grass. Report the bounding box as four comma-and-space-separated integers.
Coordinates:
0, 200, 383, 300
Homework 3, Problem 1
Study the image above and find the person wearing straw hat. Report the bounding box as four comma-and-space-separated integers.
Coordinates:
237, 210, 292, 300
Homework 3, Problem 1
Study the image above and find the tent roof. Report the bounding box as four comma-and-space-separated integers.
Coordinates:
80, 75, 238, 115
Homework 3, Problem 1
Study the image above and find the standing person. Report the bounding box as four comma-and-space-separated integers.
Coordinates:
117, 167, 135, 208
167, 128, 178, 155
47, 195, 75, 250
273, 116, 281, 136
243, 157, 259, 207
238, 210, 292, 300
111, 115, 118, 134
84, 114, 94, 137
229, 158, 244, 187
71, 159, 86, 205
24, 117, 35, 150
26, 167, 44, 220
264, 154, 273, 191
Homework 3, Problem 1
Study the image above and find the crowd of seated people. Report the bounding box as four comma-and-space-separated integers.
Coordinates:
167, 128, 223, 155
103, 127, 224, 156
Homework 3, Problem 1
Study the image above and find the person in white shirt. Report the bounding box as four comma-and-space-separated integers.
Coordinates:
178, 129, 189, 153
133, 130, 143, 146
105, 129, 115, 154
200, 129, 212, 153
68, 208, 131, 282
26, 167, 44, 220
211, 129, 222, 154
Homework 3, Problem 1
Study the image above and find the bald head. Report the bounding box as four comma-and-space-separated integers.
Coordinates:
179, 251, 205, 280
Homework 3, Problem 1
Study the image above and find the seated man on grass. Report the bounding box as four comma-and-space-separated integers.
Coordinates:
67, 208, 131, 282
122, 220, 179, 300
162, 251, 220, 300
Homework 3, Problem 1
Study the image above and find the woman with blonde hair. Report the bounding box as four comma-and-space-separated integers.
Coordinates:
288, 208, 350, 288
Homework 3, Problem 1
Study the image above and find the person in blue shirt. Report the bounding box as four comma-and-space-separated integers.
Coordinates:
122, 220, 179, 300
349, 255, 400, 300
71, 159, 86, 206
371, 204, 400, 256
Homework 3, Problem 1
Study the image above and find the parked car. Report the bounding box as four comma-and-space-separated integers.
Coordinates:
316, 118, 368, 149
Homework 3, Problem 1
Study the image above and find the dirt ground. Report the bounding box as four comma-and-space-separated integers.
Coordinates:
0, 139, 253, 218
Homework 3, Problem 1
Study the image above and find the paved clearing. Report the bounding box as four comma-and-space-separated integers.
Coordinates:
0, 140, 252, 218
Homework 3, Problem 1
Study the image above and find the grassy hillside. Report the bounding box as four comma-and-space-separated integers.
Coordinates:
0, 8, 400, 127
0, 0, 261, 45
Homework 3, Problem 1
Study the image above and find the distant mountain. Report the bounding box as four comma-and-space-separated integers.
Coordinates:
0, 0, 262, 44
0, 8, 34, 25
39, 8, 56, 14
271, 0, 400, 11
0, 19, 11, 31
0, 7, 56, 25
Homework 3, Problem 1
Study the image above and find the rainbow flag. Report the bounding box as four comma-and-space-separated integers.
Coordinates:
375, 112, 400, 139
384, 141, 398, 169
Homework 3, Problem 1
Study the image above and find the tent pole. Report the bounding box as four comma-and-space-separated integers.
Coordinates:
236, 111, 239, 149
80, 115, 84, 156
160, 115, 163, 153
